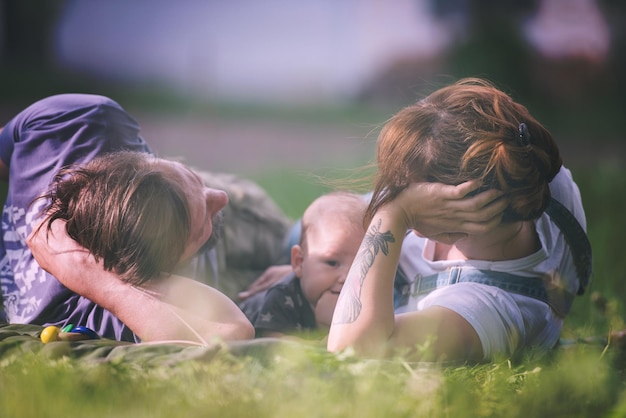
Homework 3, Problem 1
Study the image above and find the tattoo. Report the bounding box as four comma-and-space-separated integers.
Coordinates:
333, 219, 395, 324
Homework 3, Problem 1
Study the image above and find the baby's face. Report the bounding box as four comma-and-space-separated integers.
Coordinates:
292, 222, 364, 329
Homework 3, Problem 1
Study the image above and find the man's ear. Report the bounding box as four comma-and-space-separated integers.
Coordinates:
291, 244, 304, 278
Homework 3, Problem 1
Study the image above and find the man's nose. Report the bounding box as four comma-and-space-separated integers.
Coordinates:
205, 188, 228, 213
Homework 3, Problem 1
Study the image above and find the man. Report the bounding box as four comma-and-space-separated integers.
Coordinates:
1, 93, 257, 343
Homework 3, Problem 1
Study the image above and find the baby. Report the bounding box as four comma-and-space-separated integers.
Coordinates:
240, 191, 367, 339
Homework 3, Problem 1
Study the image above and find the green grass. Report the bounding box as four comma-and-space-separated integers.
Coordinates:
251, 169, 335, 220
1, 164, 626, 418
251, 164, 376, 220
0, 333, 622, 417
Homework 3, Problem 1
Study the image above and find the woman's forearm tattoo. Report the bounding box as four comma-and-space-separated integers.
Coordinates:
333, 219, 395, 324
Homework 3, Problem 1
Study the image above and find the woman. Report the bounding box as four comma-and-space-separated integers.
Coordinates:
327, 78, 589, 362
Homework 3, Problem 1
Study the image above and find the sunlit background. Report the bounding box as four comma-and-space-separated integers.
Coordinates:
1, 0, 624, 179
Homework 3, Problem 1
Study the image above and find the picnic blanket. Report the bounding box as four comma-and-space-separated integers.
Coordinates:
0, 324, 305, 366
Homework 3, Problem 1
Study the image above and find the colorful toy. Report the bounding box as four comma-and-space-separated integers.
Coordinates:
71, 326, 100, 339
40, 324, 100, 343
40, 325, 61, 343
61, 324, 75, 333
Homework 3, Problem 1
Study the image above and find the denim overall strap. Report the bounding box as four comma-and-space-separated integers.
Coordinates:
410, 267, 551, 306
545, 197, 592, 295
394, 266, 411, 310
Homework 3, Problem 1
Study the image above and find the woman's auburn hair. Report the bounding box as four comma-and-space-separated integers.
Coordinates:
365, 77, 562, 225
38, 151, 191, 286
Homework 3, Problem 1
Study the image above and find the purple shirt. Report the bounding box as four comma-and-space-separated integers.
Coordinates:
0, 94, 151, 341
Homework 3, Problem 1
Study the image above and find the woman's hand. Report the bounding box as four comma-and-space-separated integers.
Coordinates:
389, 181, 507, 240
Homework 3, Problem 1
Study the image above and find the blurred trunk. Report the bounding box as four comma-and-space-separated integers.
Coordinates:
1, 0, 65, 66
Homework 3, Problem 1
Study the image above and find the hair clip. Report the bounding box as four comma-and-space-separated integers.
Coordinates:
518, 123, 531, 146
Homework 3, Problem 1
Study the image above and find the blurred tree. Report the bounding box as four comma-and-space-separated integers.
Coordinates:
439, 0, 538, 102
599, 0, 626, 98
357, 0, 540, 106
0, 0, 65, 66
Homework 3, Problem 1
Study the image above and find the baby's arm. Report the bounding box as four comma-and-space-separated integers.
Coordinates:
27, 219, 254, 344
313, 291, 338, 331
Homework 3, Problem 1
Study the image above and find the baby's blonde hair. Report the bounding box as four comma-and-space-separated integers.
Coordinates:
300, 191, 367, 247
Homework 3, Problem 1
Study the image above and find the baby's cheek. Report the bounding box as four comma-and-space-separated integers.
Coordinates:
314, 291, 340, 328
301, 275, 333, 303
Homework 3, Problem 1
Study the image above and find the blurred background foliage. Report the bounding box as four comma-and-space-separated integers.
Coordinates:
1, 0, 624, 141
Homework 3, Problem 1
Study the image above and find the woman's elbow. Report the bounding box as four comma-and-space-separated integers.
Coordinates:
326, 336, 345, 353
327, 327, 391, 358
328, 337, 388, 358
327, 325, 351, 353
327, 331, 367, 355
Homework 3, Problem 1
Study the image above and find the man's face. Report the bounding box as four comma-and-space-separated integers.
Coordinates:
198, 211, 224, 253
158, 160, 229, 261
